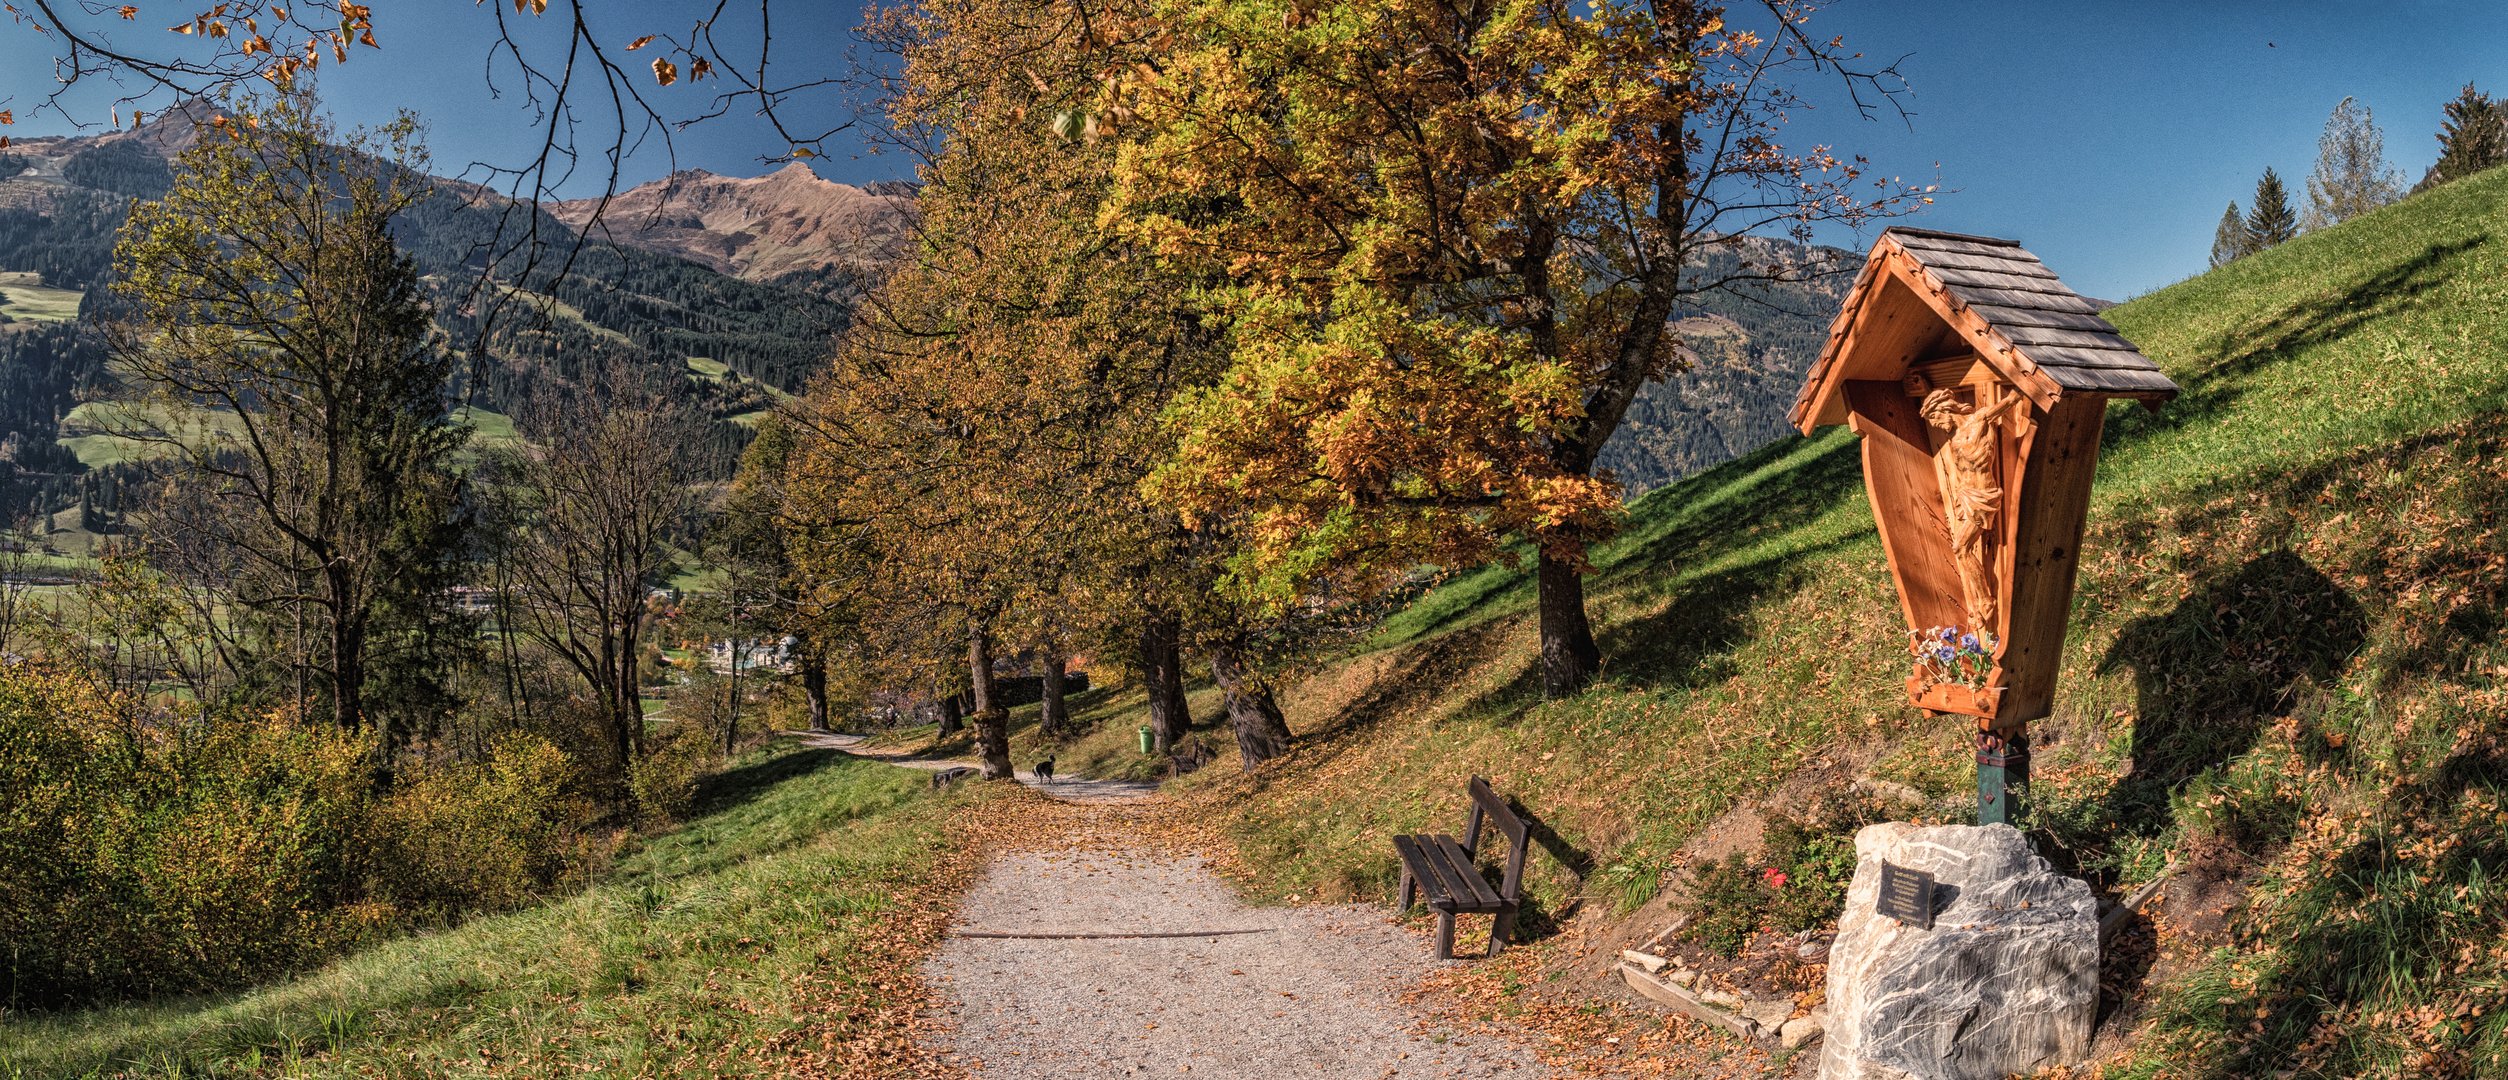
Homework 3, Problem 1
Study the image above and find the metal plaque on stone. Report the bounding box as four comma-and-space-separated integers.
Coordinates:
1875, 861, 1936, 928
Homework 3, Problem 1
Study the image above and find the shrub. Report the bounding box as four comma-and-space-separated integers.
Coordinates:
0, 659, 132, 1003
94, 716, 374, 994
0, 658, 608, 1008
1683, 852, 1766, 957
0, 660, 374, 1003
371, 733, 588, 920
632, 719, 710, 825
1681, 802, 1884, 958
1762, 815, 1860, 935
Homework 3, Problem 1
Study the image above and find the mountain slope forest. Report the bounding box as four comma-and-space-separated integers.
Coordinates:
0, 118, 902, 528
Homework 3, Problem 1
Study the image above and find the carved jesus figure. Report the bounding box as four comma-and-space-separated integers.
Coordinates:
1921, 387, 2029, 632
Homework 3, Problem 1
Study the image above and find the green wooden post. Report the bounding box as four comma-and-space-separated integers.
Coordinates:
1977, 730, 2029, 826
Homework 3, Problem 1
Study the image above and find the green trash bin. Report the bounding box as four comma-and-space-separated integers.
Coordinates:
1138, 725, 1155, 755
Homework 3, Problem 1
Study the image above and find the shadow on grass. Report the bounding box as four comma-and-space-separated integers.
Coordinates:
1372, 429, 1862, 654
2106, 231, 2492, 449
2096, 550, 2366, 840
2136, 696, 2508, 1076
1600, 531, 1863, 693
1505, 795, 1596, 938
1598, 432, 1865, 594
689, 746, 849, 818
1301, 618, 1529, 743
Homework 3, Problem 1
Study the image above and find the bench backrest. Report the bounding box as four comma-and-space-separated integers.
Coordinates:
1463, 776, 1531, 900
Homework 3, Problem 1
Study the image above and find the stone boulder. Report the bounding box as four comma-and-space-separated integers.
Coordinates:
1819, 823, 2097, 1080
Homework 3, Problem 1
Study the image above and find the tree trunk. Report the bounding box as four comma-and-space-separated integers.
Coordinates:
969, 627, 1012, 779
1207, 639, 1291, 772
620, 615, 647, 759
802, 653, 830, 732
1039, 651, 1069, 737
723, 636, 742, 759
330, 617, 365, 734
937, 692, 964, 738
1537, 548, 1601, 699
1140, 615, 1189, 752
597, 633, 637, 808
326, 560, 365, 734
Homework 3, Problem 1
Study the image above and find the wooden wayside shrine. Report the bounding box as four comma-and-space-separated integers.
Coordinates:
1791, 227, 2178, 824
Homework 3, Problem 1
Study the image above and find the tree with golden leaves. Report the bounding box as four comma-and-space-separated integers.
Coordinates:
786, 0, 1306, 774
1106, 0, 1924, 697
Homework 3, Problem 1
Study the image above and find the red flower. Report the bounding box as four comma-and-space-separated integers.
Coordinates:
1762, 867, 1789, 889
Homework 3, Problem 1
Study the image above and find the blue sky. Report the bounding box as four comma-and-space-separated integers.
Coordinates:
4, 1, 2503, 299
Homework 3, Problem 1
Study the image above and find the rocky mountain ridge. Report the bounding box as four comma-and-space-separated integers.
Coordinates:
547, 164, 916, 285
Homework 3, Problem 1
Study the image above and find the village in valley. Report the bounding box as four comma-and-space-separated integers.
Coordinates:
2, 3, 2506, 1078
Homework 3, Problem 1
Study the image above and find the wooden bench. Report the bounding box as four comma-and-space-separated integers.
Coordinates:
1393, 776, 1529, 959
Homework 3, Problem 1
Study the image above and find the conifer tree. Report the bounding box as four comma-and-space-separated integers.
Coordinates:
2245, 168, 2299, 251
113, 94, 469, 762
2421, 83, 2507, 190
2209, 200, 2250, 268
2303, 97, 2401, 230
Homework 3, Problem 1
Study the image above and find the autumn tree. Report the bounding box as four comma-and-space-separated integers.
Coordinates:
2208, 201, 2251, 268
2303, 97, 2401, 230
109, 94, 469, 761
780, 0, 1321, 772
1105, 0, 1923, 698
779, 290, 1035, 780
712, 416, 845, 735
485, 365, 707, 792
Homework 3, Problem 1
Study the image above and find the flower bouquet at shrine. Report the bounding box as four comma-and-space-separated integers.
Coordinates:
1905, 625, 2002, 717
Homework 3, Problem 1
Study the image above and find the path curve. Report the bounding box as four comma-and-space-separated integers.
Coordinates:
927, 850, 1553, 1078
781, 730, 1164, 804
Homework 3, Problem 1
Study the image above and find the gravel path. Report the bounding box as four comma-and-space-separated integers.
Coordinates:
784, 730, 1164, 803
927, 850, 1554, 1079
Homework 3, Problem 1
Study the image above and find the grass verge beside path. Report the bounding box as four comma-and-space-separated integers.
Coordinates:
1, 745, 979, 1080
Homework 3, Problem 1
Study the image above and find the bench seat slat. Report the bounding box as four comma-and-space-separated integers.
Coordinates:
1394, 834, 1510, 913
1393, 835, 1463, 907
1429, 834, 1507, 911
1424, 836, 1474, 912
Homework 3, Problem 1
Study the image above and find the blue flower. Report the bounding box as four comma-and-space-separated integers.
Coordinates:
1936, 646, 1956, 664
1937, 626, 1957, 642
1959, 633, 1979, 651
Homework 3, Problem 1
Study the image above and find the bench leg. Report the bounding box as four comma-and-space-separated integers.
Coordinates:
1487, 909, 1516, 958
1434, 912, 1456, 960
1398, 869, 1415, 912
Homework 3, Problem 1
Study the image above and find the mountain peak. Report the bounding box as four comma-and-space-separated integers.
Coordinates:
546, 164, 914, 282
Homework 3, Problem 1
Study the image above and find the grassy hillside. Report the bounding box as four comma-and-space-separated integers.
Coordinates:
0, 748, 958, 1079
0, 270, 83, 323
1123, 164, 2508, 1075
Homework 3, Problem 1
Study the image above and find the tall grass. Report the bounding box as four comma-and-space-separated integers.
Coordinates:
0, 746, 947, 1079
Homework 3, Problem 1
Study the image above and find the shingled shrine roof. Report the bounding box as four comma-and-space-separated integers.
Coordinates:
1789, 227, 2178, 432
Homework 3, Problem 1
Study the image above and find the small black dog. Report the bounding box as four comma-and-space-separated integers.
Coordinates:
1033, 756, 1056, 782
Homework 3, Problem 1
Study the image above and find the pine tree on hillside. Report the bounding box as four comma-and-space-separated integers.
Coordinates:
2209, 200, 2251, 268
2420, 83, 2508, 191
2304, 97, 2402, 230
2246, 168, 2299, 251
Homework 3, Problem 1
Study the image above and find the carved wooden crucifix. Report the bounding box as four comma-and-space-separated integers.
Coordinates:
1791, 229, 2177, 824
